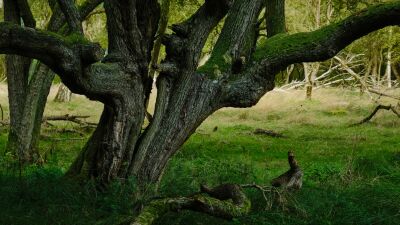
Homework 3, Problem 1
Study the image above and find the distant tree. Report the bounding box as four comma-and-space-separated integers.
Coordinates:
2, 0, 400, 190
54, 83, 72, 102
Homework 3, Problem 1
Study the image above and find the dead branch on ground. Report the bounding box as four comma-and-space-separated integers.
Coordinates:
254, 128, 285, 138
352, 104, 400, 126
132, 151, 303, 225
0, 114, 97, 128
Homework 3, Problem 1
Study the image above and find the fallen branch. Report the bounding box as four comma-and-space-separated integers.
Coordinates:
132, 184, 251, 225
132, 151, 302, 225
43, 114, 90, 124
352, 104, 400, 126
254, 128, 285, 138
0, 114, 97, 128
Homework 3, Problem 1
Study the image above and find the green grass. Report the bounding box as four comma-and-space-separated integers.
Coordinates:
0, 88, 399, 224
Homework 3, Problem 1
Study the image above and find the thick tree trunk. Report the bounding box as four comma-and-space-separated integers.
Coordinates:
67, 71, 147, 183
131, 76, 222, 184
54, 83, 72, 102
1, 0, 398, 195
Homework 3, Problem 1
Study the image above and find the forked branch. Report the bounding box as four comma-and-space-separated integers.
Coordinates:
56, 0, 84, 34
224, 1, 400, 108
0, 22, 103, 75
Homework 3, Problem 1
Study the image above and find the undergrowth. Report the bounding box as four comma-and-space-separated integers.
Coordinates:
0, 88, 399, 225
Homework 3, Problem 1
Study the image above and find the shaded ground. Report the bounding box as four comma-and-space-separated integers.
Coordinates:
0, 86, 399, 225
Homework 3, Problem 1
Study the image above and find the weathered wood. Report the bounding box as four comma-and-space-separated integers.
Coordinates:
132, 184, 251, 225
132, 151, 302, 225
5, 0, 104, 163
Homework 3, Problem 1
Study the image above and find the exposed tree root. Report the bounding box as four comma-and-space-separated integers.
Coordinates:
131, 151, 302, 225
352, 104, 400, 126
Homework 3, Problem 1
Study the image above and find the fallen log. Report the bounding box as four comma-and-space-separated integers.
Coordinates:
132, 184, 251, 225
131, 151, 302, 225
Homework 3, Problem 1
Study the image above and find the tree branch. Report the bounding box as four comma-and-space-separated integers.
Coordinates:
56, 0, 84, 34
16, 0, 36, 28
78, 0, 104, 21
132, 184, 250, 225
257, 2, 400, 73
197, 0, 264, 75
352, 104, 400, 126
0, 22, 102, 74
48, 0, 103, 32
162, 0, 232, 71
223, 2, 400, 108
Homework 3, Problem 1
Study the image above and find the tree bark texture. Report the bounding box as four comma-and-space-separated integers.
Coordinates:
265, 0, 286, 37
4, 0, 103, 163
54, 83, 72, 102
1, 0, 400, 186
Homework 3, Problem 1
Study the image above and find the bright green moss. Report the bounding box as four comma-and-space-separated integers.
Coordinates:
64, 32, 92, 45
253, 24, 339, 62
197, 41, 232, 77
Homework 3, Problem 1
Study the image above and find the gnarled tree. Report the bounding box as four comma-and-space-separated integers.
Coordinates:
2, 0, 400, 188
5, 0, 103, 163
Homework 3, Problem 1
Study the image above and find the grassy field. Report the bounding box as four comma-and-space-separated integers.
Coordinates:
0, 86, 399, 225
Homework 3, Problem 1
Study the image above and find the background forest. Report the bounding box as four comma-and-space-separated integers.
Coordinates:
0, 0, 399, 225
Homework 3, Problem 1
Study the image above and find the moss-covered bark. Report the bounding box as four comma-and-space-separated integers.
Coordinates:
132, 185, 251, 225
198, 0, 264, 76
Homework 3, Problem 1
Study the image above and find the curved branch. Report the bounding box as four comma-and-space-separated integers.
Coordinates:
132, 184, 250, 225
78, 0, 104, 21
257, 2, 400, 72
223, 1, 400, 108
0, 22, 102, 74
